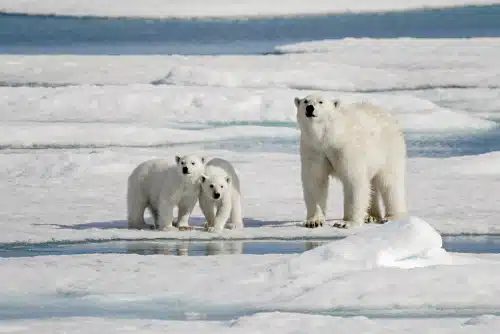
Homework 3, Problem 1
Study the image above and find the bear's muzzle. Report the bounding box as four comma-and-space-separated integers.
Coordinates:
305, 105, 316, 118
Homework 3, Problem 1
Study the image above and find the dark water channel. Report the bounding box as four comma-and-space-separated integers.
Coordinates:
1, 235, 500, 258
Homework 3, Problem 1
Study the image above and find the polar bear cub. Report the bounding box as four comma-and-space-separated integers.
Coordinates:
127, 155, 205, 230
199, 158, 243, 233
295, 94, 408, 229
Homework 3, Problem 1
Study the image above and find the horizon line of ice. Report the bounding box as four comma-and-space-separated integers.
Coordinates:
0, 0, 499, 19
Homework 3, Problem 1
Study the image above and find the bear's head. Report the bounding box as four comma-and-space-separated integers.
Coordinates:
175, 155, 206, 181
200, 169, 231, 201
294, 94, 340, 123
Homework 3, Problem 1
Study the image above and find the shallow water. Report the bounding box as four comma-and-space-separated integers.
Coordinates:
0, 240, 327, 258
1, 236, 499, 258
1, 124, 500, 158
406, 127, 500, 158
198, 126, 500, 158
1, 5, 500, 55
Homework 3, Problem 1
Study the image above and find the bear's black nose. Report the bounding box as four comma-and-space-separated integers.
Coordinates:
182, 166, 189, 174
305, 105, 315, 117
213, 192, 220, 199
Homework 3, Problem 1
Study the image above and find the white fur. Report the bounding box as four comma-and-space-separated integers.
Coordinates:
127, 155, 205, 230
199, 158, 243, 233
295, 94, 408, 229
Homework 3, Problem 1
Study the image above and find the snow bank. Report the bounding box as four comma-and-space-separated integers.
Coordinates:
0, 0, 499, 19
253, 217, 451, 291
285, 217, 448, 276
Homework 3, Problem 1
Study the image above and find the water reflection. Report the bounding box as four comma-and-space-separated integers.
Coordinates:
124, 240, 326, 256
304, 241, 325, 251
1, 236, 500, 258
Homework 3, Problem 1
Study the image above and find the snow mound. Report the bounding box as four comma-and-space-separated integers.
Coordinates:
284, 217, 448, 278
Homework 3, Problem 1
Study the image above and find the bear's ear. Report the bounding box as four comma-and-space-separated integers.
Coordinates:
333, 99, 340, 108
175, 155, 181, 164
201, 175, 207, 183
201, 157, 206, 164
225, 176, 232, 184
294, 97, 301, 108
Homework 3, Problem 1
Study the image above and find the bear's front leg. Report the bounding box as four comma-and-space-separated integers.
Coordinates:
157, 199, 177, 231
335, 177, 371, 229
227, 191, 243, 230
199, 195, 216, 230
207, 201, 231, 233
176, 195, 198, 231
300, 148, 330, 228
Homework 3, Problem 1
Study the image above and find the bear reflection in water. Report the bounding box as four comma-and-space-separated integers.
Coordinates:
124, 240, 325, 256
125, 240, 243, 256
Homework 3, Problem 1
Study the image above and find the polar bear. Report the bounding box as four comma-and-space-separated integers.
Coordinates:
127, 155, 205, 230
199, 158, 243, 233
294, 94, 408, 229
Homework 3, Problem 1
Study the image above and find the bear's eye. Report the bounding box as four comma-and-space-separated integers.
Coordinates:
319, 100, 323, 104
181, 161, 186, 165
191, 162, 195, 165
210, 184, 214, 189
220, 185, 224, 189
304, 99, 308, 104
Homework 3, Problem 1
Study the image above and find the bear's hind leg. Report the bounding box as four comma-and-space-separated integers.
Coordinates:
147, 204, 159, 229
366, 178, 385, 224
379, 172, 408, 221
127, 187, 148, 229
177, 195, 198, 230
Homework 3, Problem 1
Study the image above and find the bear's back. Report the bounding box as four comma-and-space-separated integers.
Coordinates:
345, 102, 401, 130
134, 159, 177, 200
341, 102, 406, 161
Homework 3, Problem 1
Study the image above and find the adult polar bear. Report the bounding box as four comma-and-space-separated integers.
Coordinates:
294, 94, 408, 229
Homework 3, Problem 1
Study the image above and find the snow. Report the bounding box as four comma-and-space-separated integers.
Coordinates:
0, 86, 495, 151
2, 314, 500, 334
2, 147, 500, 244
0, 0, 499, 19
3, 37, 500, 136
0, 38, 500, 244
2, 36, 500, 331
4, 38, 500, 90
283, 217, 450, 275
1, 219, 500, 330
